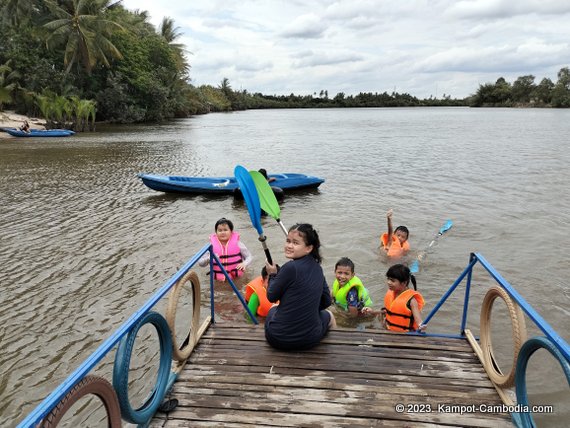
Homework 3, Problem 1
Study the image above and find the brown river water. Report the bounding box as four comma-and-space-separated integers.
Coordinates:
1, 107, 569, 426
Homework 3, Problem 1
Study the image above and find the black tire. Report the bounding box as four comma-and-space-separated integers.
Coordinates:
112, 311, 173, 424
39, 375, 121, 428
166, 270, 201, 361
480, 286, 527, 387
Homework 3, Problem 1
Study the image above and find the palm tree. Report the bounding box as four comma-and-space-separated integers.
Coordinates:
0, 59, 20, 110
43, 0, 125, 74
159, 16, 190, 74
0, 0, 37, 26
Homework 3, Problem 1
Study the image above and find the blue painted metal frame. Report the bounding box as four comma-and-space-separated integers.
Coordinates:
19, 249, 569, 426
423, 252, 570, 362
18, 243, 257, 428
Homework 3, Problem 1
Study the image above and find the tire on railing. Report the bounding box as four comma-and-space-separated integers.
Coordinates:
39, 375, 121, 428
515, 336, 570, 428
112, 311, 173, 424
480, 286, 527, 387
166, 270, 201, 361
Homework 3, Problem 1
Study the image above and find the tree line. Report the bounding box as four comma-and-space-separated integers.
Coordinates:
1, 1, 569, 131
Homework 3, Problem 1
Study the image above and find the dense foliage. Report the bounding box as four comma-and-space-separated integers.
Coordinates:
1, 1, 569, 130
469, 68, 570, 107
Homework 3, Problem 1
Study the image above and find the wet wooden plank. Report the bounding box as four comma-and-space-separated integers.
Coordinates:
151, 323, 513, 427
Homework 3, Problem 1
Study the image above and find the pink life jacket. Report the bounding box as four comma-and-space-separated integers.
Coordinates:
210, 232, 244, 281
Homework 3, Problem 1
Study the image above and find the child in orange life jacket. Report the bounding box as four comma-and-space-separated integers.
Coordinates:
331, 257, 377, 317
381, 264, 426, 332
381, 209, 410, 258
198, 217, 253, 281
244, 265, 280, 321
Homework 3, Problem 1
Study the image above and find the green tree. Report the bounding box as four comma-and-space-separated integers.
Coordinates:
0, 59, 20, 110
551, 67, 570, 107
492, 77, 512, 105
0, 0, 39, 26
531, 78, 554, 105
43, 0, 125, 74
511, 75, 535, 104
159, 17, 189, 74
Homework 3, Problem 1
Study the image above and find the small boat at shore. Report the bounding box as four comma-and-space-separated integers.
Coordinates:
138, 172, 325, 195
2, 128, 75, 137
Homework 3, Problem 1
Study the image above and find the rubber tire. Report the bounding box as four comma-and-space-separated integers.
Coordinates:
480, 286, 527, 388
515, 336, 570, 428
166, 270, 201, 361
112, 311, 173, 424
39, 375, 121, 428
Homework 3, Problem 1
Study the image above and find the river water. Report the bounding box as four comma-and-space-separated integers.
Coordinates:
1, 107, 569, 426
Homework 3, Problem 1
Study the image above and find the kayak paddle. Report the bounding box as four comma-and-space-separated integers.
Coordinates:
410, 219, 453, 273
249, 170, 288, 236
234, 165, 273, 265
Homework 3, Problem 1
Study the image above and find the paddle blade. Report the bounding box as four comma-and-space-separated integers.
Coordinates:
439, 219, 453, 235
249, 170, 281, 219
410, 260, 419, 274
234, 165, 262, 235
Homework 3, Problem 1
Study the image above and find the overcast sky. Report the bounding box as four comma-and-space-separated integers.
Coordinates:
120, 0, 570, 99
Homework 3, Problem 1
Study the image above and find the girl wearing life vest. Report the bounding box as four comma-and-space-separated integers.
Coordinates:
381, 209, 410, 258
198, 218, 253, 281
331, 257, 377, 317
244, 265, 280, 321
381, 264, 425, 332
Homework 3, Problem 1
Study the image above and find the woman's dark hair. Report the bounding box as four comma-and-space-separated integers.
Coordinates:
258, 168, 268, 179
386, 263, 417, 290
335, 257, 354, 273
214, 217, 234, 231
395, 225, 409, 238
289, 223, 322, 263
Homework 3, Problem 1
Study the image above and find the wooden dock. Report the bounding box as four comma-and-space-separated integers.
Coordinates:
150, 324, 513, 427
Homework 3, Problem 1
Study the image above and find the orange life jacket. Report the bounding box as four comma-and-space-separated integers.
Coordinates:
384, 289, 424, 332
381, 232, 410, 258
244, 276, 276, 316
210, 232, 244, 281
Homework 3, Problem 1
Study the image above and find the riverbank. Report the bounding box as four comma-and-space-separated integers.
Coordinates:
0, 111, 46, 139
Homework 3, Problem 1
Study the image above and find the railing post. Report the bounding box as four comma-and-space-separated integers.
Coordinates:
421, 256, 478, 326
209, 245, 216, 323
459, 253, 477, 335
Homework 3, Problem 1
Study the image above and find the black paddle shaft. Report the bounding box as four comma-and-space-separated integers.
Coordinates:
258, 235, 273, 265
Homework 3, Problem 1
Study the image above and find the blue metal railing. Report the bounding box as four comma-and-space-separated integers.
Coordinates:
18, 243, 257, 428
18, 250, 569, 426
422, 252, 570, 362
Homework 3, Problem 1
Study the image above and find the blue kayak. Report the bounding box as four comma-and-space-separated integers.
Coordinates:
4, 128, 75, 137
138, 173, 325, 195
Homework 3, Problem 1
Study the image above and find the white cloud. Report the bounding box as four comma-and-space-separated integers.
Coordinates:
120, 0, 570, 98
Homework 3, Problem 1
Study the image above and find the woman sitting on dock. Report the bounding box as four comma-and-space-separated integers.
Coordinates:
264, 223, 336, 350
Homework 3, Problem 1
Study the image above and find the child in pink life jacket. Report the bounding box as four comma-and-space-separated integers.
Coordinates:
199, 217, 252, 281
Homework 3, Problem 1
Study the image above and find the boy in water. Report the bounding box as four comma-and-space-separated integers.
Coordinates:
331, 257, 376, 317
244, 266, 279, 321
381, 209, 410, 258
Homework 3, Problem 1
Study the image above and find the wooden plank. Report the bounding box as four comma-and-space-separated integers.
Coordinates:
153, 409, 464, 427
149, 324, 512, 427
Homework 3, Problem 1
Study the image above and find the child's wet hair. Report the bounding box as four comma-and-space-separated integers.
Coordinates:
288, 223, 322, 263
386, 263, 417, 290
258, 168, 269, 179
335, 257, 355, 273
215, 217, 234, 231
395, 225, 409, 238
